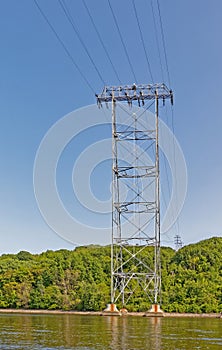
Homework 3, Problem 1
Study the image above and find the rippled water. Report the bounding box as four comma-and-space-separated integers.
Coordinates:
0, 314, 221, 349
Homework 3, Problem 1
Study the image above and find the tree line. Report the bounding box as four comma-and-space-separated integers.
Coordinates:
0, 237, 221, 313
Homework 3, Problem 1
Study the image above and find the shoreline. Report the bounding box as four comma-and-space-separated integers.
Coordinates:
0, 309, 220, 318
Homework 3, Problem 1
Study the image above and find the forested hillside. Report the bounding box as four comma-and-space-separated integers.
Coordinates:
0, 237, 221, 313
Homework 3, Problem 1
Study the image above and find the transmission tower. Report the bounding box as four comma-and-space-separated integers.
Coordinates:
97, 83, 173, 312
174, 234, 183, 250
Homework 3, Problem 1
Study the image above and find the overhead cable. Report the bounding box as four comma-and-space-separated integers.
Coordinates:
107, 0, 137, 84
170, 105, 181, 236
156, 0, 171, 88
154, 0, 179, 238
132, 0, 154, 83
58, 0, 106, 86
33, 0, 95, 93
82, 0, 122, 85
150, 0, 165, 83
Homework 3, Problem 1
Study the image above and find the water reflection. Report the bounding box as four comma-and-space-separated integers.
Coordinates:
0, 314, 221, 349
149, 317, 161, 350
104, 315, 162, 350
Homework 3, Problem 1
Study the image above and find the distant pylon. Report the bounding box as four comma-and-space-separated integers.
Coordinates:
174, 234, 183, 250
97, 83, 173, 309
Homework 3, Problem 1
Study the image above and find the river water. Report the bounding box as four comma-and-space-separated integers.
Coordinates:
0, 314, 221, 349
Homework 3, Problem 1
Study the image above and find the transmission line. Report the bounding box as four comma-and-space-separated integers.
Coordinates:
107, 0, 137, 83
156, 0, 171, 88
150, 0, 164, 83
149, 1, 181, 246
170, 105, 181, 237
157, 0, 180, 238
82, 0, 122, 85
132, 0, 154, 83
33, 0, 95, 94
58, 0, 106, 86
155, 0, 181, 242
152, 0, 171, 214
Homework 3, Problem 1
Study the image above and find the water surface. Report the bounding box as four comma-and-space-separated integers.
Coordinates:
0, 314, 221, 349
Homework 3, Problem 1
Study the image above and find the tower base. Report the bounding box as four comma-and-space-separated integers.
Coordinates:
145, 304, 164, 317
102, 303, 121, 316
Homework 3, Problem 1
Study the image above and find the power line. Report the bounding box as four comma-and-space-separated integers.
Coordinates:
82, 0, 122, 85
33, 0, 95, 94
107, 0, 137, 83
156, 0, 171, 88
150, 0, 165, 83
58, 0, 106, 86
132, 0, 154, 83
150, 0, 179, 244
170, 105, 181, 237
156, 0, 180, 240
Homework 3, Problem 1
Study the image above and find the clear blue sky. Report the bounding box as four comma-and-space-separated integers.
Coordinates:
0, 0, 222, 254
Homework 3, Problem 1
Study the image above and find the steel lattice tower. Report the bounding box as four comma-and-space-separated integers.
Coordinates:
97, 83, 173, 310
174, 234, 183, 250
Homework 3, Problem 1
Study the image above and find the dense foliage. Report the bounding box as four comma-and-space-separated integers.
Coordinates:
0, 237, 221, 313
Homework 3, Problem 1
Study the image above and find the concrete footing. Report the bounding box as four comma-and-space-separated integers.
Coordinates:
144, 304, 164, 317
102, 303, 164, 317
102, 303, 121, 316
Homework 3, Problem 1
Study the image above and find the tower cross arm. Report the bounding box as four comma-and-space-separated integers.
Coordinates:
96, 83, 173, 104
